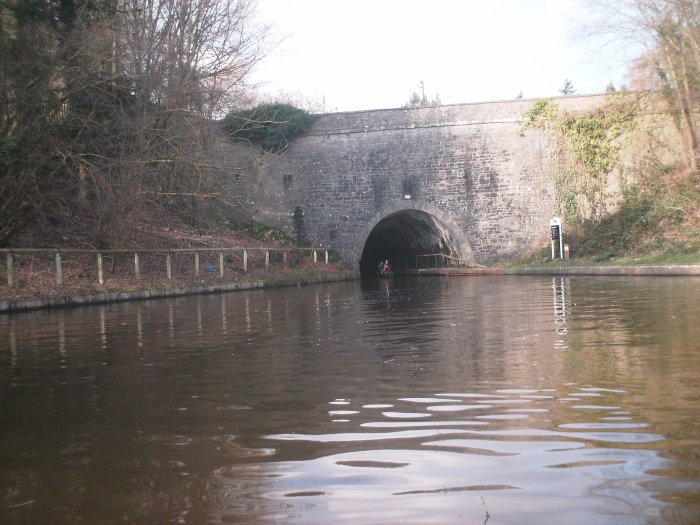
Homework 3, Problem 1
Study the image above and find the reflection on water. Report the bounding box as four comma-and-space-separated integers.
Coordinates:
1, 276, 700, 524
552, 277, 568, 350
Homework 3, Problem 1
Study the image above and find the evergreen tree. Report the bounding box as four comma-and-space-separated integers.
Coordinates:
559, 79, 577, 95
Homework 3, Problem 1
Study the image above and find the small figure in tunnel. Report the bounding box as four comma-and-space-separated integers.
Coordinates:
378, 259, 392, 276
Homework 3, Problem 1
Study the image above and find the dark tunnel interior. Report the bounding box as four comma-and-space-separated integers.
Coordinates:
359, 210, 458, 277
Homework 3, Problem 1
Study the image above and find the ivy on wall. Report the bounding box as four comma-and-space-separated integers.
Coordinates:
519, 95, 636, 222
222, 103, 316, 153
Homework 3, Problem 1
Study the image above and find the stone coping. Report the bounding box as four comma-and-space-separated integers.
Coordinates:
417, 265, 700, 276
0, 281, 265, 314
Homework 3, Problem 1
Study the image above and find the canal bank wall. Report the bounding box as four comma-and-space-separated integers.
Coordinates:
0, 270, 359, 313
2, 265, 699, 314
415, 264, 700, 276
0, 281, 266, 314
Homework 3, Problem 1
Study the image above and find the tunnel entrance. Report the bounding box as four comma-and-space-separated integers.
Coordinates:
359, 210, 459, 277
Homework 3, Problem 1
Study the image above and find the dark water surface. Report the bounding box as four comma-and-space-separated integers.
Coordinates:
2, 276, 700, 524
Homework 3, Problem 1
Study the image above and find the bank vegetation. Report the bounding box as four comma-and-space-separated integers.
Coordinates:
520, 0, 700, 264
0, 0, 297, 249
0, 0, 351, 302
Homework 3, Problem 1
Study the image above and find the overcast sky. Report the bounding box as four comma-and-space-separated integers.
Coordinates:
250, 0, 631, 112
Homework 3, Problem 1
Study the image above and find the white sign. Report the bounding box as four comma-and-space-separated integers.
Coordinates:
550, 217, 563, 260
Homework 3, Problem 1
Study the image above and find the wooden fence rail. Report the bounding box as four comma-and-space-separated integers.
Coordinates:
1, 247, 329, 288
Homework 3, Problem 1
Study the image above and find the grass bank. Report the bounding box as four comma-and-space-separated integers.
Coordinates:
513, 168, 700, 268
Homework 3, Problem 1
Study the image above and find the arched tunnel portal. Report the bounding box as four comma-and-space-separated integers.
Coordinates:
359, 210, 460, 277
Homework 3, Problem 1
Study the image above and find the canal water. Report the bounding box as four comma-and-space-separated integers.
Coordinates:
1, 276, 700, 524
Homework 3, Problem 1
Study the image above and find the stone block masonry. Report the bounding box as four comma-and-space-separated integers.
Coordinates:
237, 95, 619, 266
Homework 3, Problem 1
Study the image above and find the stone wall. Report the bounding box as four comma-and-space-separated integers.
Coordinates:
234, 94, 622, 266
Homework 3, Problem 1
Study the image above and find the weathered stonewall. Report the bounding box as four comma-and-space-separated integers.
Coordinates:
228, 94, 628, 273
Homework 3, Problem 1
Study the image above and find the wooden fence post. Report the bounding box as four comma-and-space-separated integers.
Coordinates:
313, 250, 317, 263
194, 251, 200, 276
265, 251, 270, 269
325, 250, 329, 264
97, 253, 104, 285
6, 252, 13, 288
219, 251, 224, 278
166, 253, 172, 279
55, 252, 63, 285
134, 253, 140, 280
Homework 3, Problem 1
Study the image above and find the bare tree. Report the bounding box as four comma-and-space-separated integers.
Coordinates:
119, 0, 267, 118
0, 0, 269, 245
581, 0, 700, 171
0, 0, 70, 243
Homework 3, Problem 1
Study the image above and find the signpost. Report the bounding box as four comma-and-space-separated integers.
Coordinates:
550, 217, 563, 260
